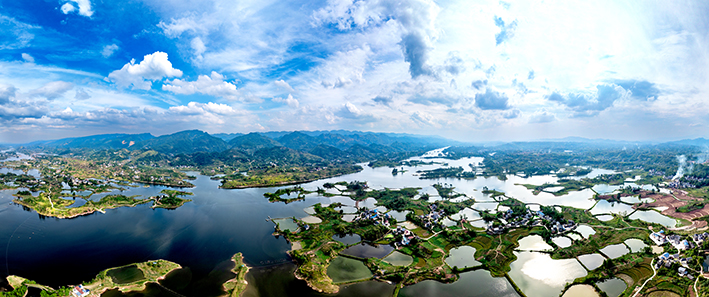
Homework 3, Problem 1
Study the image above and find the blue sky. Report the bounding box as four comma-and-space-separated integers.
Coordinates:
1, 0, 709, 143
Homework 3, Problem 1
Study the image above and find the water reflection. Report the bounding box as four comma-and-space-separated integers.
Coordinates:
398, 270, 519, 297
508, 252, 586, 297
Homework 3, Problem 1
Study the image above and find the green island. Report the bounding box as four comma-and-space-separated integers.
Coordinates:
220, 165, 362, 189
0, 254, 250, 297
13, 193, 151, 218
0, 259, 180, 297
223, 253, 250, 297
152, 189, 193, 209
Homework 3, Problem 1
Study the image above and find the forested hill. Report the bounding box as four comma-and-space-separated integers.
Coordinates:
15, 130, 456, 171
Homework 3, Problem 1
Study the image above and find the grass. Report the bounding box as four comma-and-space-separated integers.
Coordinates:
222, 253, 249, 297
80, 259, 181, 295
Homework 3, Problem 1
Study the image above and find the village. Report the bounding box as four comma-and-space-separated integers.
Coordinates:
651, 230, 709, 279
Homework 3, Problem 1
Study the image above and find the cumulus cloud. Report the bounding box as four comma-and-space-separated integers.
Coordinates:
0, 84, 48, 120
162, 71, 240, 100
475, 89, 510, 110
319, 47, 371, 89
31, 81, 74, 100
101, 44, 119, 58
60, 3, 75, 14
401, 32, 434, 78
471, 80, 487, 90
169, 101, 241, 116
494, 15, 517, 45
61, 0, 93, 17
21, 53, 35, 63
529, 111, 556, 123
312, 0, 440, 79
444, 52, 464, 75
0, 101, 47, 120
0, 84, 17, 104
74, 88, 90, 100
336, 102, 364, 119
274, 80, 295, 92
272, 94, 299, 108
611, 79, 660, 100
372, 95, 393, 106
410, 110, 438, 127
547, 84, 630, 116
503, 109, 520, 119
108, 51, 183, 90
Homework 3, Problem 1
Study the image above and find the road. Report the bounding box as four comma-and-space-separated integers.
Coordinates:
632, 259, 657, 297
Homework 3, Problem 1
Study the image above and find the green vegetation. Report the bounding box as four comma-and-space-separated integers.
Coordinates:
445, 145, 689, 179
1, 260, 181, 297
432, 183, 466, 199
14, 193, 151, 218
223, 253, 249, 297
152, 189, 193, 209
676, 201, 704, 213
556, 167, 593, 178
552, 207, 652, 259
417, 167, 476, 179
221, 165, 362, 189
263, 186, 310, 203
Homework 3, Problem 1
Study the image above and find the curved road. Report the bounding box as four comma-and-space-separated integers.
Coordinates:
632, 259, 656, 297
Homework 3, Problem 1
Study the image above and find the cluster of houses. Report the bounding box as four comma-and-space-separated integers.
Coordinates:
417, 204, 446, 230
354, 208, 393, 227
486, 208, 577, 235
393, 226, 417, 246
655, 252, 695, 280
650, 230, 709, 278
651, 230, 701, 251
71, 284, 90, 297
668, 179, 695, 189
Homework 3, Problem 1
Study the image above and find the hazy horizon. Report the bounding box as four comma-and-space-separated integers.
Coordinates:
2, 1, 709, 143
1, 128, 706, 145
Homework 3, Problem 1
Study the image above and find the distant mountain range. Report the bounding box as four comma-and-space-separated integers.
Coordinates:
18, 129, 457, 155
11, 131, 709, 155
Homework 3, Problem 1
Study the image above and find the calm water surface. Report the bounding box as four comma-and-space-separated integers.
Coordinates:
0, 149, 675, 296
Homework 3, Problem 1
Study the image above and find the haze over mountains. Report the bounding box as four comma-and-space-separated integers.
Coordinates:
8, 130, 709, 154
15, 130, 454, 156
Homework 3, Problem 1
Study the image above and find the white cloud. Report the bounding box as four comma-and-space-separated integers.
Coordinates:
60, 3, 75, 14
272, 94, 299, 108
169, 102, 241, 116
191, 37, 206, 57
64, 0, 93, 17
0, 15, 39, 50
162, 71, 241, 100
21, 53, 34, 63
108, 51, 183, 90
158, 17, 205, 38
101, 44, 119, 58
529, 110, 556, 124
30, 81, 74, 100
0, 84, 17, 104
274, 80, 294, 92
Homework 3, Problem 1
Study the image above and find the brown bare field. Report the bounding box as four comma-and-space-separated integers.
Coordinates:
633, 190, 709, 224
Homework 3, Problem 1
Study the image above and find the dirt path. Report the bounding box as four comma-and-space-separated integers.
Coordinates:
632, 258, 656, 297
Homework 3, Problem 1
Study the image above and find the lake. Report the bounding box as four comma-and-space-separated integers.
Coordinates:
0, 149, 679, 297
